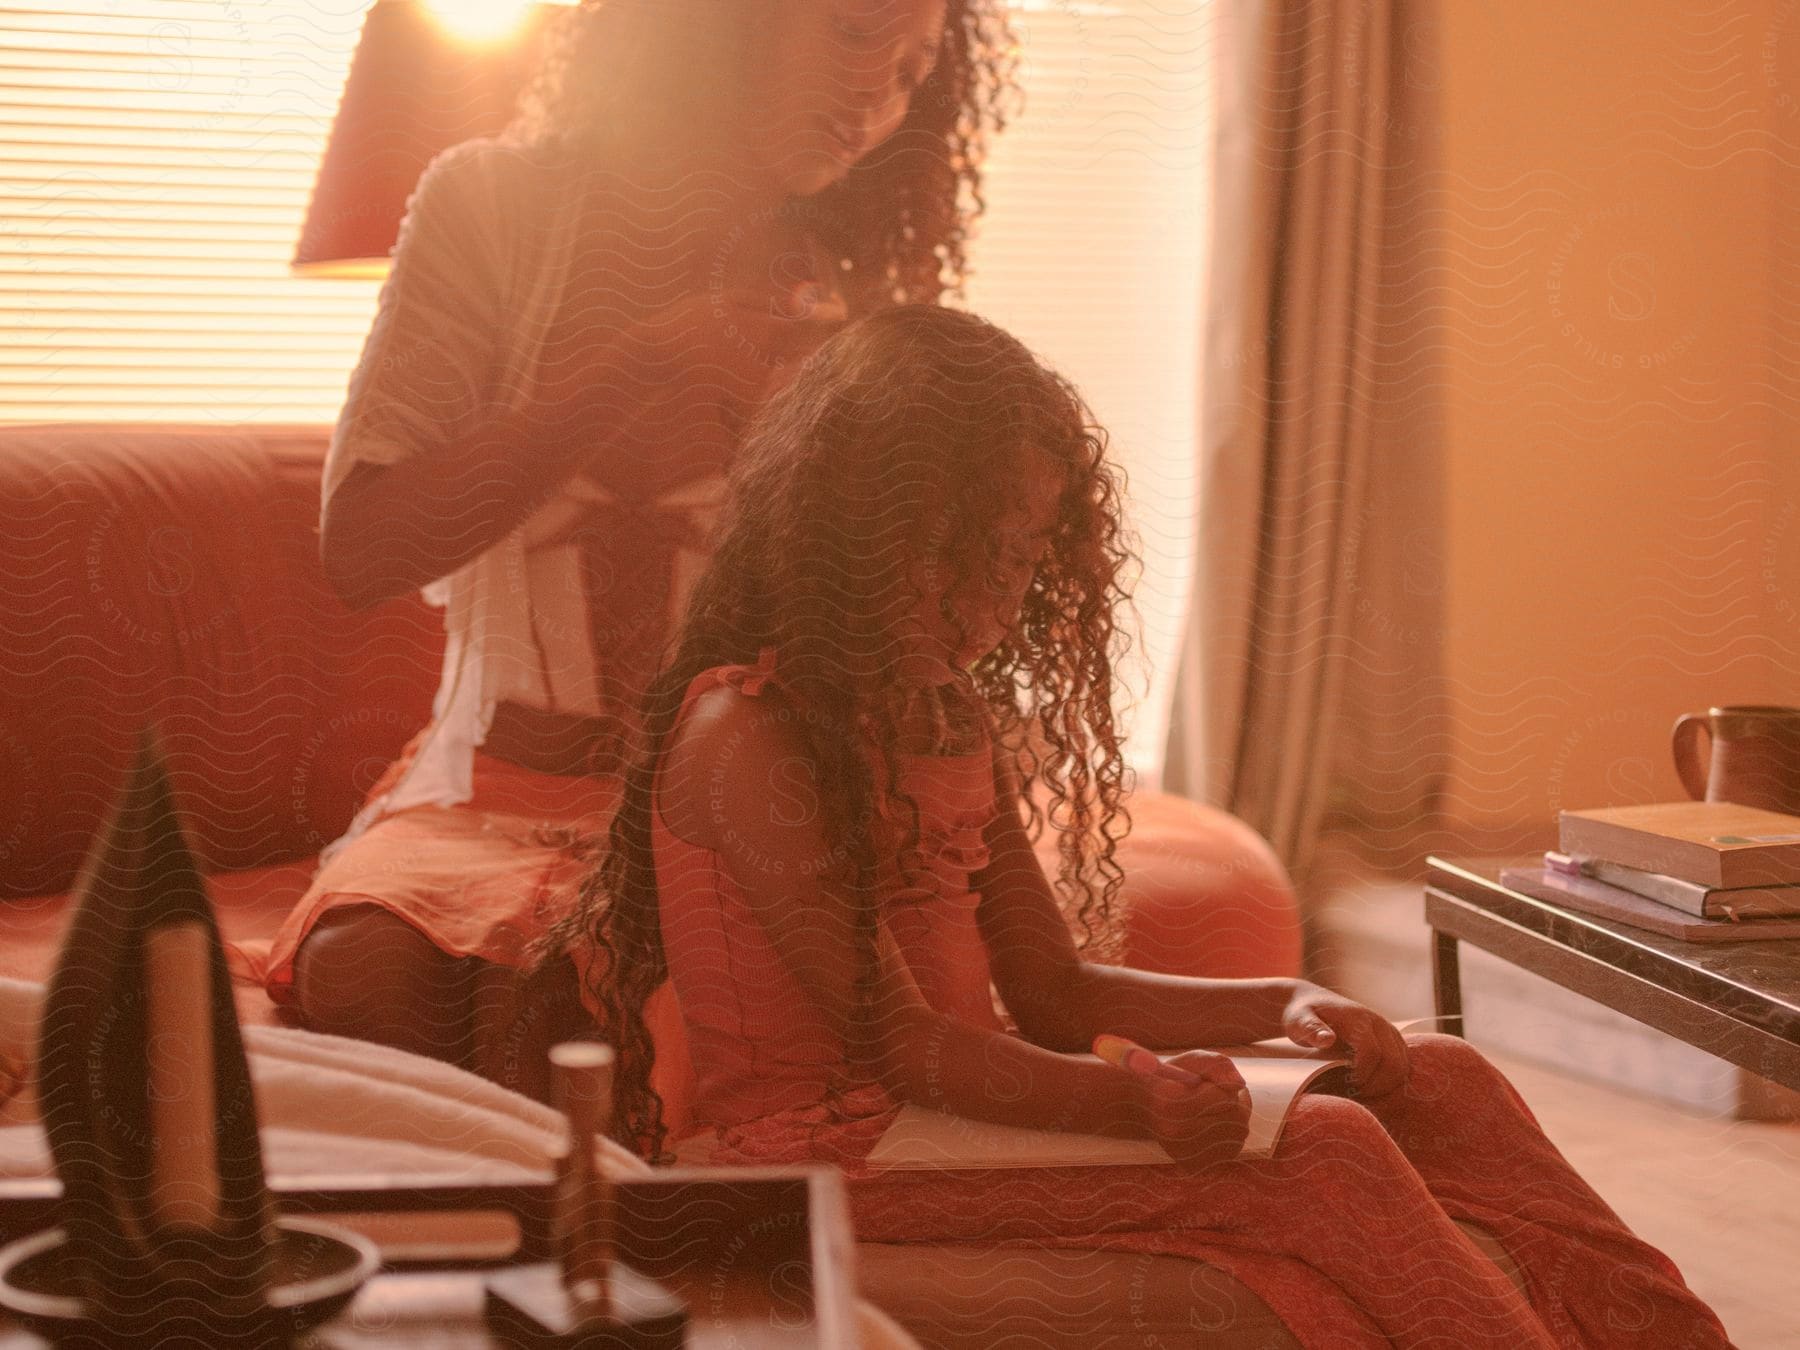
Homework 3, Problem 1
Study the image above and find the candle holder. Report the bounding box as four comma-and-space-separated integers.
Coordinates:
0, 1215, 377, 1348
482, 1043, 685, 1348
0, 732, 377, 1347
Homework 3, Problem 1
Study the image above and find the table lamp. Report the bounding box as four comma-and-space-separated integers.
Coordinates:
292, 0, 564, 278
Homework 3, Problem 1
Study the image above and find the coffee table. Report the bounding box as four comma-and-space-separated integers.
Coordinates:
1424, 857, 1800, 1093
0, 1167, 859, 1348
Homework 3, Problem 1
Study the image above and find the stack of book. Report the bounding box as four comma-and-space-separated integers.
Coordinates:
1499, 802, 1800, 942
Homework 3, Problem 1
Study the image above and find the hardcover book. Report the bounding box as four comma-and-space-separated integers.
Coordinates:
1500, 866, 1800, 942
1557, 802, 1800, 889
1552, 853, 1800, 919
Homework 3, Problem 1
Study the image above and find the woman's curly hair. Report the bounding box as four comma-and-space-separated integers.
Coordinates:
507, 0, 1019, 309
530, 305, 1138, 1160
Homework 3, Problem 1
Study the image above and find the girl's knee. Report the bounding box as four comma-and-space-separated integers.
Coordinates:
1277, 1091, 1395, 1163
1399, 1032, 1505, 1094
1403, 1030, 1485, 1065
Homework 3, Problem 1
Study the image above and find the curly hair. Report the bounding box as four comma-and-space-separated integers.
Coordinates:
507, 0, 1019, 309
530, 305, 1139, 1159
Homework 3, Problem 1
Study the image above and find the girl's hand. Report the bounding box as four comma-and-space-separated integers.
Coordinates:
1127, 1051, 1252, 1170
1281, 984, 1410, 1097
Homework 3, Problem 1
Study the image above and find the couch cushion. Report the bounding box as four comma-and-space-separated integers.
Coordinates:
0, 423, 441, 896
3, 859, 320, 1029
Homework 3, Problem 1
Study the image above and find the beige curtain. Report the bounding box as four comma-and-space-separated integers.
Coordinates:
1164, 0, 1450, 881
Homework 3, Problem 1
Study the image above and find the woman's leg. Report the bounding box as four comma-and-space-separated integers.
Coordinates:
468, 952, 596, 1105
1355, 1032, 1735, 1349
291, 903, 475, 1067
292, 905, 597, 1106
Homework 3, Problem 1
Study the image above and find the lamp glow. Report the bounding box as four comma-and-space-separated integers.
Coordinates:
292, 1, 563, 277
424, 0, 547, 44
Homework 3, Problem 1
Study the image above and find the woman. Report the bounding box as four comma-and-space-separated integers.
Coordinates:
258, 0, 1014, 1102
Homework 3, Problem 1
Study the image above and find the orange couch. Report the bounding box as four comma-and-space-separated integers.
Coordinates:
0, 422, 1325, 1346
0, 419, 1303, 988
0, 424, 443, 1021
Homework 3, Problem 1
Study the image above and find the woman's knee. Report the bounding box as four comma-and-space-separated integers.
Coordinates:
292, 903, 469, 1047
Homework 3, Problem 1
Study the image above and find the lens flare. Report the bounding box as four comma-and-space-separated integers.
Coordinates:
422, 0, 545, 44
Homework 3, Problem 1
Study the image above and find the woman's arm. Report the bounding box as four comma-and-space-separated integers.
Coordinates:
316, 139, 535, 610
322, 292, 837, 610
319, 142, 845, 609
321, 396, 599, 610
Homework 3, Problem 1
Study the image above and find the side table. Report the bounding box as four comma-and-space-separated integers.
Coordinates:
1424, 856, 1800, 1097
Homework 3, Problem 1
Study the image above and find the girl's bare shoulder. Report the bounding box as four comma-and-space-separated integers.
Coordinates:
657, 681, 815, 850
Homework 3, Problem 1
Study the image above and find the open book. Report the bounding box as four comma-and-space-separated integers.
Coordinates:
865, 1048, 1347, 1169
864, 1017, 1448, 1170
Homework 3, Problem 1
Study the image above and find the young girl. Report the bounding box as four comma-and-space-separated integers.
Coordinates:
536, 305, 1735, 1349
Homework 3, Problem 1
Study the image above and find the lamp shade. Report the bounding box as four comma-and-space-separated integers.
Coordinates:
292, 1, 562, 277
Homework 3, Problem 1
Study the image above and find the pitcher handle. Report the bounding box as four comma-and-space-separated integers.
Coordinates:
1671, 713, 1710, 801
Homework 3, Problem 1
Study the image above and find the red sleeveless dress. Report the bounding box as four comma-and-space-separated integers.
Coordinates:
652, 645, 1001, 1151
648, 649, 1735, 1350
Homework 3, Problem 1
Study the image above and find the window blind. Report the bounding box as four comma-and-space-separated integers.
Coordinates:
962, 1, 1212, 779
0, 0, 376, 423
1, 0, 1211, 776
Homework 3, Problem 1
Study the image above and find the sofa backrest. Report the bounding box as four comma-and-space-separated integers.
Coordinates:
0, 423, 441, 897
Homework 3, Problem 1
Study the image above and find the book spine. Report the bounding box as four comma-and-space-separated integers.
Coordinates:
1558, 816, 1722, 887
1580, 860, 1800, 918
1581, 859, 1709, 915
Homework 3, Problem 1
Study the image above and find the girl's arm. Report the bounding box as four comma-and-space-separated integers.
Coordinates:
973, 743, 1311, 1053
661, 686, 1158, 1141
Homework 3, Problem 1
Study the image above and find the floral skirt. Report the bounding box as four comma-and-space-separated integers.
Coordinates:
249, 729, 621, 1004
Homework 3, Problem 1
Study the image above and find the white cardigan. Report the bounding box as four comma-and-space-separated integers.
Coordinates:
318, 137, 734, 861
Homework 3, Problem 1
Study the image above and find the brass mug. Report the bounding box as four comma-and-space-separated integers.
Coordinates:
1670, 705, 1800, 816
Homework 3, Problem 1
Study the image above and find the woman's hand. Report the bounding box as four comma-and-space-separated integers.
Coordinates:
1281, 983, 1410, 1097
319, 258, 848, 609
541, 284, 848, 483
1127, 1050, 1252, 1170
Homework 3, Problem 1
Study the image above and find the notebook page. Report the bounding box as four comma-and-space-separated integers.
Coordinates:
865, 1050, 1353, 1169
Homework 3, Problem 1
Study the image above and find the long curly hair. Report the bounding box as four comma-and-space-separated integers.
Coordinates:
507, 0, 1019, 309
530, 305, 1139, 1159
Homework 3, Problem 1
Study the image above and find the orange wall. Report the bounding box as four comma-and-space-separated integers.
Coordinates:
1422, 1, 1799, 832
